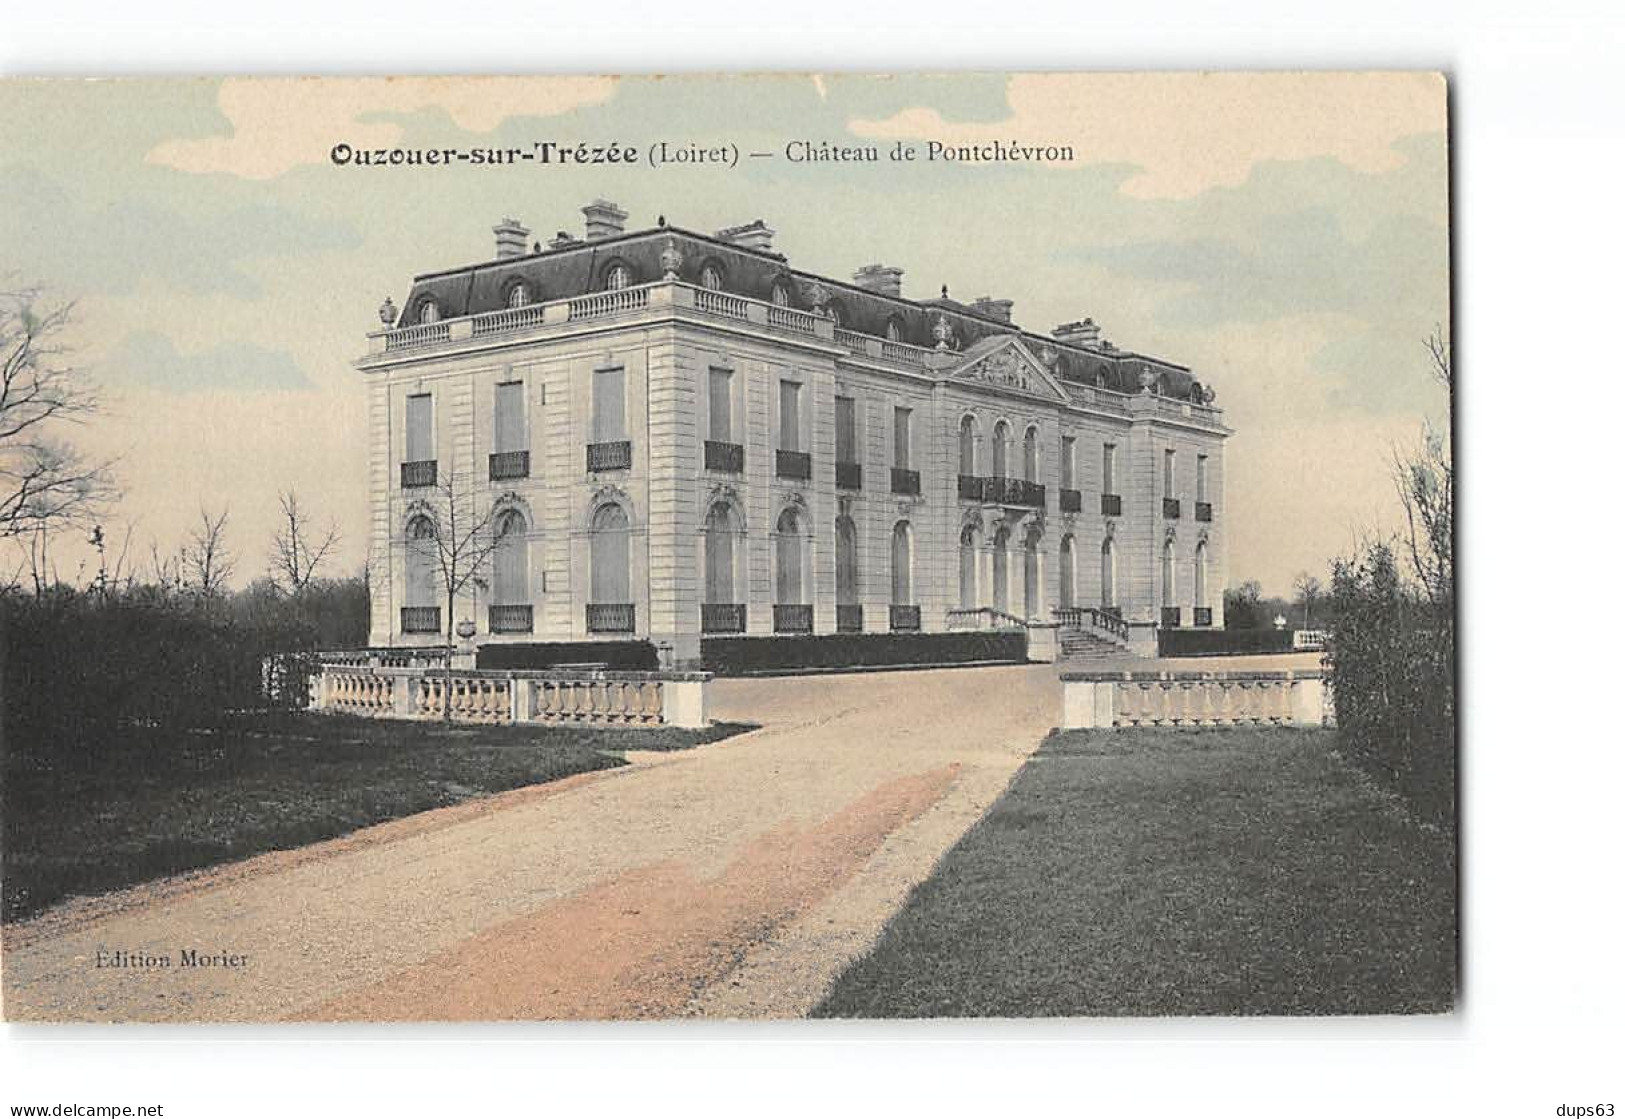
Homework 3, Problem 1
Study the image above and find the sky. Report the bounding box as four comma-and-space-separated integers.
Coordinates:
0, 73, 1448, 596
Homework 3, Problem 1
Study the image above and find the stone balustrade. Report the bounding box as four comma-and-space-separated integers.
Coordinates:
1061, 669, 1332, 730
309, 661, 711, 729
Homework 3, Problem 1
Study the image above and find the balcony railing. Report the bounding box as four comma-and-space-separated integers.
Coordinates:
1101, 493, 1123, 516
835, 460, 862, 490
1060, 488, 1082, 513
488, 450, 529, 481
489, 604, 533, 633
586, 440, 632, 472
1163, 498, 1182, 520
891, 466, 921, 496
773, 604, 813, 634
889, 604, 922, 633
401, 460, 437, 489
401, 606, 441, 634
1195, 501, 1213, 522
705, 440, 744, 473
1193, 606, 1214, 628
587, 602, 636, 633
776, 449, 812, 481
1161, 606, 1182, 628
989, 476, 1045, 508
958, 474, 985, 501
701, 602, 747, 634
836, 604, 864, 633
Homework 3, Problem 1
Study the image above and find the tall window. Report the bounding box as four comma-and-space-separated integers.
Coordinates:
1197, 454, 1209, 503
893, 406, 912, 469
590, 504, 631, 604
1060, 436, 1076, 489
708, 368, 733, 442
1164, 448, 1177, 495
703, 503, 737, 604
770, 282, 792, 307
775, 508, 804, 604
891, 522, 913, 605
418, 299, 441, 324
405, 516, 437, 608
958, 415, 977, 475
506, 282, 530, 309
494, 381, 525, 454
1059, 535, 1075, 609
406, 393, 433, 463
1162, 539, 1176, 604
992, 526, 1010, 613
836, 516, 859, 605
491, 510, 529, 605
958, 526, 978, 608
1100, 539, 1115, 609
1103, 442, 1117, 494
835, 396, 857, 463
1023, 528, 1041, 618
593, 367, 626, 442
1023, 427, 1039, 482
700, 264, 723, 290
1195, 541, 1209, 609
992, 422, 1011, 478
605, 263, 631, 291
778, 380, 802, 452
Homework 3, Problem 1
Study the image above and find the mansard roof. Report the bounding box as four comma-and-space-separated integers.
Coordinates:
395, 222, 1207, 400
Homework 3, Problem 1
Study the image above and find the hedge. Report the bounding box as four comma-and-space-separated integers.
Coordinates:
476, 640, 658, 671
701, 631, 1027, 675
1157, 627, 1296, 657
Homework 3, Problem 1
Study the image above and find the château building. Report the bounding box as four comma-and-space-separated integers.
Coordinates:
359, 199, 1230, 664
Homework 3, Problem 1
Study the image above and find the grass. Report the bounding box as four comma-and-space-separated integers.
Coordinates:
2, 711, 751, 924
816, 727, 1456, 1017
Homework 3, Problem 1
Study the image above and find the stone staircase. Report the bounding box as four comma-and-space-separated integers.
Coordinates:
1059, 628, 1137, 662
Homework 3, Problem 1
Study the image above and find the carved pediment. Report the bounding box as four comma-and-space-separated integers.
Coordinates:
946, 336, 1070, 402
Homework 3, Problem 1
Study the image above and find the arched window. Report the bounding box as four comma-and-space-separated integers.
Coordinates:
958, 415, 977, 476
770, 281, 792, 307
1023, 528, 1041, 619
1162, 538, 1176, 604
992, 525, 1010, 613
775, 508, 804, 604
1023, 426, 1039, 483
405, 515, 437, 608
959, 525, 979, 609
590, 503, 631, 604
825, 301, 844, 328
884, 318, 903, 343
604, 263, 632, 291
703, 503, 738, 604
417, 298, 441, 325
699, 262, 724, 290
992, 421, 1011, 479
505, 281, 530, 309
1100, 538, 1116, 609
1059, 534, 1076, 610
1195, 541, 1208, 609
491, 510, 529, 605
891, 522, 913, 605
836, 516, 859, 606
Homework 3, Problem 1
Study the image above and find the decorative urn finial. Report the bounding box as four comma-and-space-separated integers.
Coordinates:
1138, 366, 1157, 394
1202, 385, 1217, 404
378, 296, 397, 327
806, 280, 830, 315
932, 314, 954, 350
1039, 345, 1059, 368
660, 236, 683, 281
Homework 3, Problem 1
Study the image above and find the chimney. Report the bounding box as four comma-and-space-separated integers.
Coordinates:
582, 199, 629, 240
971, 296, 1014, 323
492, 217, 531, 260
852, 264, 905, 298
716, 219, 776, 253
1053, 318, 1103, 347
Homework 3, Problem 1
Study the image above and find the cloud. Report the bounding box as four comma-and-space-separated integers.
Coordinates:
849, 72, 1445, 199
146, 77, 620, 180
103, 331, 312, 394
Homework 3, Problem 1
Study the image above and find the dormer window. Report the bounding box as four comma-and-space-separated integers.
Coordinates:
505, 281, 530, 309
605, 263, 632, 291
700, 263, 724, 291
418, 298, 441, 324
770, 281, 792, 307
884, 318, 902, 343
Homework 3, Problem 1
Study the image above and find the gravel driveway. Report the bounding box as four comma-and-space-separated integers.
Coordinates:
2, 663, 1059, 1022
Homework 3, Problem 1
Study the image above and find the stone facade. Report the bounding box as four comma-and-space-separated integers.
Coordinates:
359, 204, 1231, 665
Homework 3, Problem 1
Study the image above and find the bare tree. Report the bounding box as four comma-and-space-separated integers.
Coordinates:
180, 504, 236, 598
410, 470, 506, 719
0, 287, 116, 542
269, 489, 340, 594
1393, 326, 1453, 608
1291, 571, 1323, 629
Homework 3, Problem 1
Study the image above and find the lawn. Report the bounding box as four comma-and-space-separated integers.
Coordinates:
816, 727, 1456, 1017
2, 712, 749, 924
